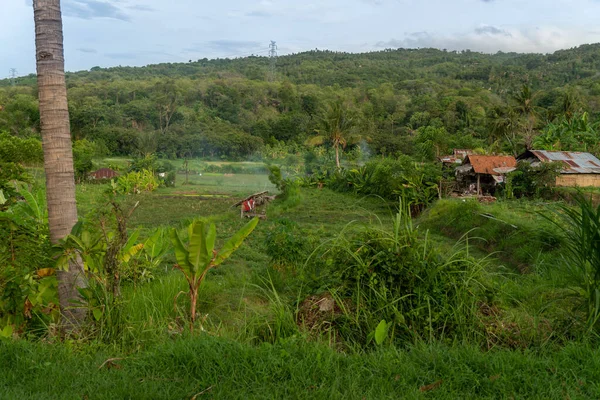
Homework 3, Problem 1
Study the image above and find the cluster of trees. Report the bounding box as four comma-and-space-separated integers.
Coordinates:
2, 44, 600, 162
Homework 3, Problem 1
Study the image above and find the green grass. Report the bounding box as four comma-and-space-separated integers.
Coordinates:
7, 162, 599, 398
2, 338, 600, 399
418, 198, 564, 272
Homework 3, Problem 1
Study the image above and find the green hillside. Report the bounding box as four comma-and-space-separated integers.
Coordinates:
2, 45, 600, 160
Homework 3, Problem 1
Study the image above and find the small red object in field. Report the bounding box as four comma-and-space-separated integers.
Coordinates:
242, 199, 255, 212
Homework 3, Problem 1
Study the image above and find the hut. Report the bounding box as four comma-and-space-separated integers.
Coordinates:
517, 150, 600, 187
456, 155, 517, 195
90, 168, 119, 180
439, 149, 474, 166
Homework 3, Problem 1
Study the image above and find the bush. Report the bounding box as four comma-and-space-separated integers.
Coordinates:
0, 186, 56, 336
265, 219, 310, 271
0, 133, 43, 164
506, 161, 561, 199
0, 162, 30, 209
327, 156, 441, 211
307, 201, 484, 345
112, 169, 159, 195
544, 193, 600, 332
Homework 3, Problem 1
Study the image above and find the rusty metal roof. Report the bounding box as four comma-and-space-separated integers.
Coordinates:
525, 150, 600, 174
453, 149, 474, 158
462, 155, 517, 175
440, 149, 474, 165
439, 156, 463, 165
90, 168, 119, 179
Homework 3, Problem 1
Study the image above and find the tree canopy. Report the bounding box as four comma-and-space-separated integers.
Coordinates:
2, 44, 600, 160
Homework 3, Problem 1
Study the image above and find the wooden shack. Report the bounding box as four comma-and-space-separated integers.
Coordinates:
90, 168, 119, 180
517, 150, 600, 187
456, 155, 517, 195
439, 149, 474, 166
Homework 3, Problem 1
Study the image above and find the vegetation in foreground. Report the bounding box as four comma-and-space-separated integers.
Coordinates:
3, 338, 600, 399
3, 160, 600, 398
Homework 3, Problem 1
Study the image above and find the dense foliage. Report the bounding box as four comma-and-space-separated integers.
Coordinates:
3, 45, 600, 161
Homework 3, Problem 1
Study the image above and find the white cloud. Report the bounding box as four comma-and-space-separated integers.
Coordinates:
377, 26, 600, 54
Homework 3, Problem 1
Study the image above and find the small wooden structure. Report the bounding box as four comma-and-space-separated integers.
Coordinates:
90, 168, 119, 180
232, 191, 275, 219
456, 155, 516, 195
439, 149, 474, 166
517, 150, 600, 188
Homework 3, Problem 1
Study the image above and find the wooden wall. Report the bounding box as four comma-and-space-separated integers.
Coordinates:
556, 174, 600, 187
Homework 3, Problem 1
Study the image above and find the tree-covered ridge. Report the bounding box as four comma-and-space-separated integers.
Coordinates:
2, 44, 600, 159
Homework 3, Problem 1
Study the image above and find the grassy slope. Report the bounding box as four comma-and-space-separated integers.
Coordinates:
4, 168, 596, 398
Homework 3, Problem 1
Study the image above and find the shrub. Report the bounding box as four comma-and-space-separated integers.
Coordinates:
506, 161, 561, 199
265, 219, 310, 271
327, 156, 441, 211
0, 186, 56, 336
111, 169, 159, 195
0, 133, 43, 164
544, 193, 600, 332
308, 201, 484, 345
0, 162, 30, 209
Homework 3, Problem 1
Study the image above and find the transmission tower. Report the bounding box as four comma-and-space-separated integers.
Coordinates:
9, 68, 17, 86
268, 41, 278, 82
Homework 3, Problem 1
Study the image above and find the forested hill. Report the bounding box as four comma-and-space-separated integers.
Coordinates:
2, 44, 600, 159
8, 44, 600, 89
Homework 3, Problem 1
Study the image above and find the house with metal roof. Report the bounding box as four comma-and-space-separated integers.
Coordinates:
439, 149, 474, 166
456, 155, 517, 195
89, 168, 119, 180
517, 150, 600, 187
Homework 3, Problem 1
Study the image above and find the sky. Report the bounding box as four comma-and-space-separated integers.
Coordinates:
3, 0, 600, 78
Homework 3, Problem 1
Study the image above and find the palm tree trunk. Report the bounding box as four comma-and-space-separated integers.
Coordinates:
335, 145, 340, 169
34, 0, 86, 331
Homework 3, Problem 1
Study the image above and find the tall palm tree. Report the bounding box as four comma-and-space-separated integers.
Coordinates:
309, 99, 356, 169
512, 85, 539, 150
33, 0, 86, 330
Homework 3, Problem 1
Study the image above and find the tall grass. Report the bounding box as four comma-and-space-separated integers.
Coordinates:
544, 192, 600, 331
304, 200, 487, 347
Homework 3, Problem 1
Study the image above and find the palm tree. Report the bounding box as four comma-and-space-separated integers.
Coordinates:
512, 85, 539, 150
309, 99, 356, 169
33, 0, 86, 330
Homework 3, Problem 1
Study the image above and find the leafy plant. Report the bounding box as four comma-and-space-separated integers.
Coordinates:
507, 161, 561, 199
0, 185, 56, 336
310, 200, 484, 345
123, 228, 170, 284
265, 218, 310, 271
544, 193, 600, 331
53, 200, 148, 340
170, 218, 259, 329
111, 169, 159, 195
327, 156, 442, 211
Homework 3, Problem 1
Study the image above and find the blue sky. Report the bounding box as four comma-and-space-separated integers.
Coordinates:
3, 0, 600, 78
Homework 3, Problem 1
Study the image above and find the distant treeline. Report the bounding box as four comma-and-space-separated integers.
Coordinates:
2, 45, 600, 159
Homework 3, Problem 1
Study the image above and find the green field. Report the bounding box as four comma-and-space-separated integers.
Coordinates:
3, 163, 600, 399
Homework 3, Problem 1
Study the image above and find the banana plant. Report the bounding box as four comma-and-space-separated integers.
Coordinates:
55, 223, 144, 280
170, 218, 259, 328
142, 228, 170, 270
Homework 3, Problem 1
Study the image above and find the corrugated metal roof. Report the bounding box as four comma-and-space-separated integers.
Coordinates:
528, 150, 600, 174
440, 149, 474, 165
439, 156, 463, 164
463, 155, 517, 176
90, 168, 119, 179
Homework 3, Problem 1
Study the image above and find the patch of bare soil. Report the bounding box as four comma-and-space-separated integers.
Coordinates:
296, 293, 348, 333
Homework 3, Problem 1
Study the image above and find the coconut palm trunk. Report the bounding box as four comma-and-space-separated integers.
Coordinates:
33, 0, 86, 330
